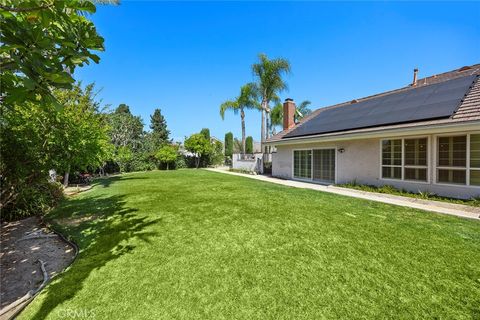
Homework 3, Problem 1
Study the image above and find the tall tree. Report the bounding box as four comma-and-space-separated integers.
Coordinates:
150, 108, 170, 147
199, 128, 212, 166
252, 54, 291, 152
233, 138, 243, 154
0, 1, 114, 219
220, 83, 260, 154
54, 83, 112, 186
200, 128, 211, 141
108, 105, 144, 150
1, 82, 112, 206
295, 100, 312, 122
115, 146, 133, 173
0, 0, 107, 108
246, 136, 254, 154
224, 132, 233, 158
270, 102, 283, 135
116, 104, 131, 114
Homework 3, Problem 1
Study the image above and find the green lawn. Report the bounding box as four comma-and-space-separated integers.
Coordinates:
20, 170, 480, 319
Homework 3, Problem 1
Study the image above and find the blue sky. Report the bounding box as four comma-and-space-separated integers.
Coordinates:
76, 1, 480, 142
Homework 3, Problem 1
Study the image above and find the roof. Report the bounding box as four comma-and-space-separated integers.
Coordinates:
268, 64, 480, 143
210, 136, 222, 144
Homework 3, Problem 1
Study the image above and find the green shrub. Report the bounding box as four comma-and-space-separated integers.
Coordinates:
378, 185, 397, 194
175, 156, 187, 169
123, 152, 156, 172
3, 181, 64, 221
469, 197, 480, 206
418, 190, 435, 199
229, 168, 255, 175
155, 144, 179, 170
209, 140, 224, 166
338, 181, 479, 207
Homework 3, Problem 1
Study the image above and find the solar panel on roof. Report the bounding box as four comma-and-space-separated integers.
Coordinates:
283, 75, 477, 139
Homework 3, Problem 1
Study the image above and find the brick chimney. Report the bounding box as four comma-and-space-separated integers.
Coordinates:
283, 98, 296, 131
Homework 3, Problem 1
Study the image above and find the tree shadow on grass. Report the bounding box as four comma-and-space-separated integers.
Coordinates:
92, 175, 148, 188
28, 194, 159, 319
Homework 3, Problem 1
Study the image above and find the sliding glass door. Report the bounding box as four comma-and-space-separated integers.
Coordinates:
293, 148, 336, 183
293, 150, 312, 179
313, 149, 336, 183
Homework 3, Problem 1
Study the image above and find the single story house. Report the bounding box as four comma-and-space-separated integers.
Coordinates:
265, 64, 480, 199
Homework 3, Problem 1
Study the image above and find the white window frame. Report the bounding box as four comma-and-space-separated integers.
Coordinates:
433, 132, 480, 187
292, 147, 337, 184
379, 136, 430, 184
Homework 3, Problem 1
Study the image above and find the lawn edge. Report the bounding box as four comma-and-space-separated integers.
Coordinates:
205, 168, 480, 221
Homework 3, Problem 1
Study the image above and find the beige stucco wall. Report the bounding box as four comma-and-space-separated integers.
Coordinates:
232, 153, 263, 172
272, 133, 480, 199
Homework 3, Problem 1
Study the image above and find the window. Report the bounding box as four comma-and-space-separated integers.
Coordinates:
382, 139, 402, 179
293, 150, 311, 179
436, 136, 466, 184
470, 134, 480, 186
381, 137, 429, 182
404, 138, 428, 182
433, 133, 480, 187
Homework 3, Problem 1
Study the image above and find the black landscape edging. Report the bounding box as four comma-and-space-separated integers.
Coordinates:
1, 215, 79, 320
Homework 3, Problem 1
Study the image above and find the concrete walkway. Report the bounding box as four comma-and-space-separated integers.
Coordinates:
206, 168, 480, 220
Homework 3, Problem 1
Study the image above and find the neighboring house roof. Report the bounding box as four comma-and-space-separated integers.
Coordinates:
267, 64, 480, 143
210, 136, 223, 144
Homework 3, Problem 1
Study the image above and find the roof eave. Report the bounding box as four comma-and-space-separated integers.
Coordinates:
265, 119, 480, 146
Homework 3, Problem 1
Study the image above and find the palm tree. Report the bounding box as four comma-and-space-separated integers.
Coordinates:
295, 100, 312, 121
270, 102, 283, 135
269, 100, 312, 135
220, 83, 260, 154
252, 54, 291, 152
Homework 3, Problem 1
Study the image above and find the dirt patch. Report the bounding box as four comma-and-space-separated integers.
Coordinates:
0, 217, 75, 313
64, 185, 92, 196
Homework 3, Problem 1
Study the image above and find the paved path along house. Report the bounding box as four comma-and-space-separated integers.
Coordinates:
206, 168, 480, 220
